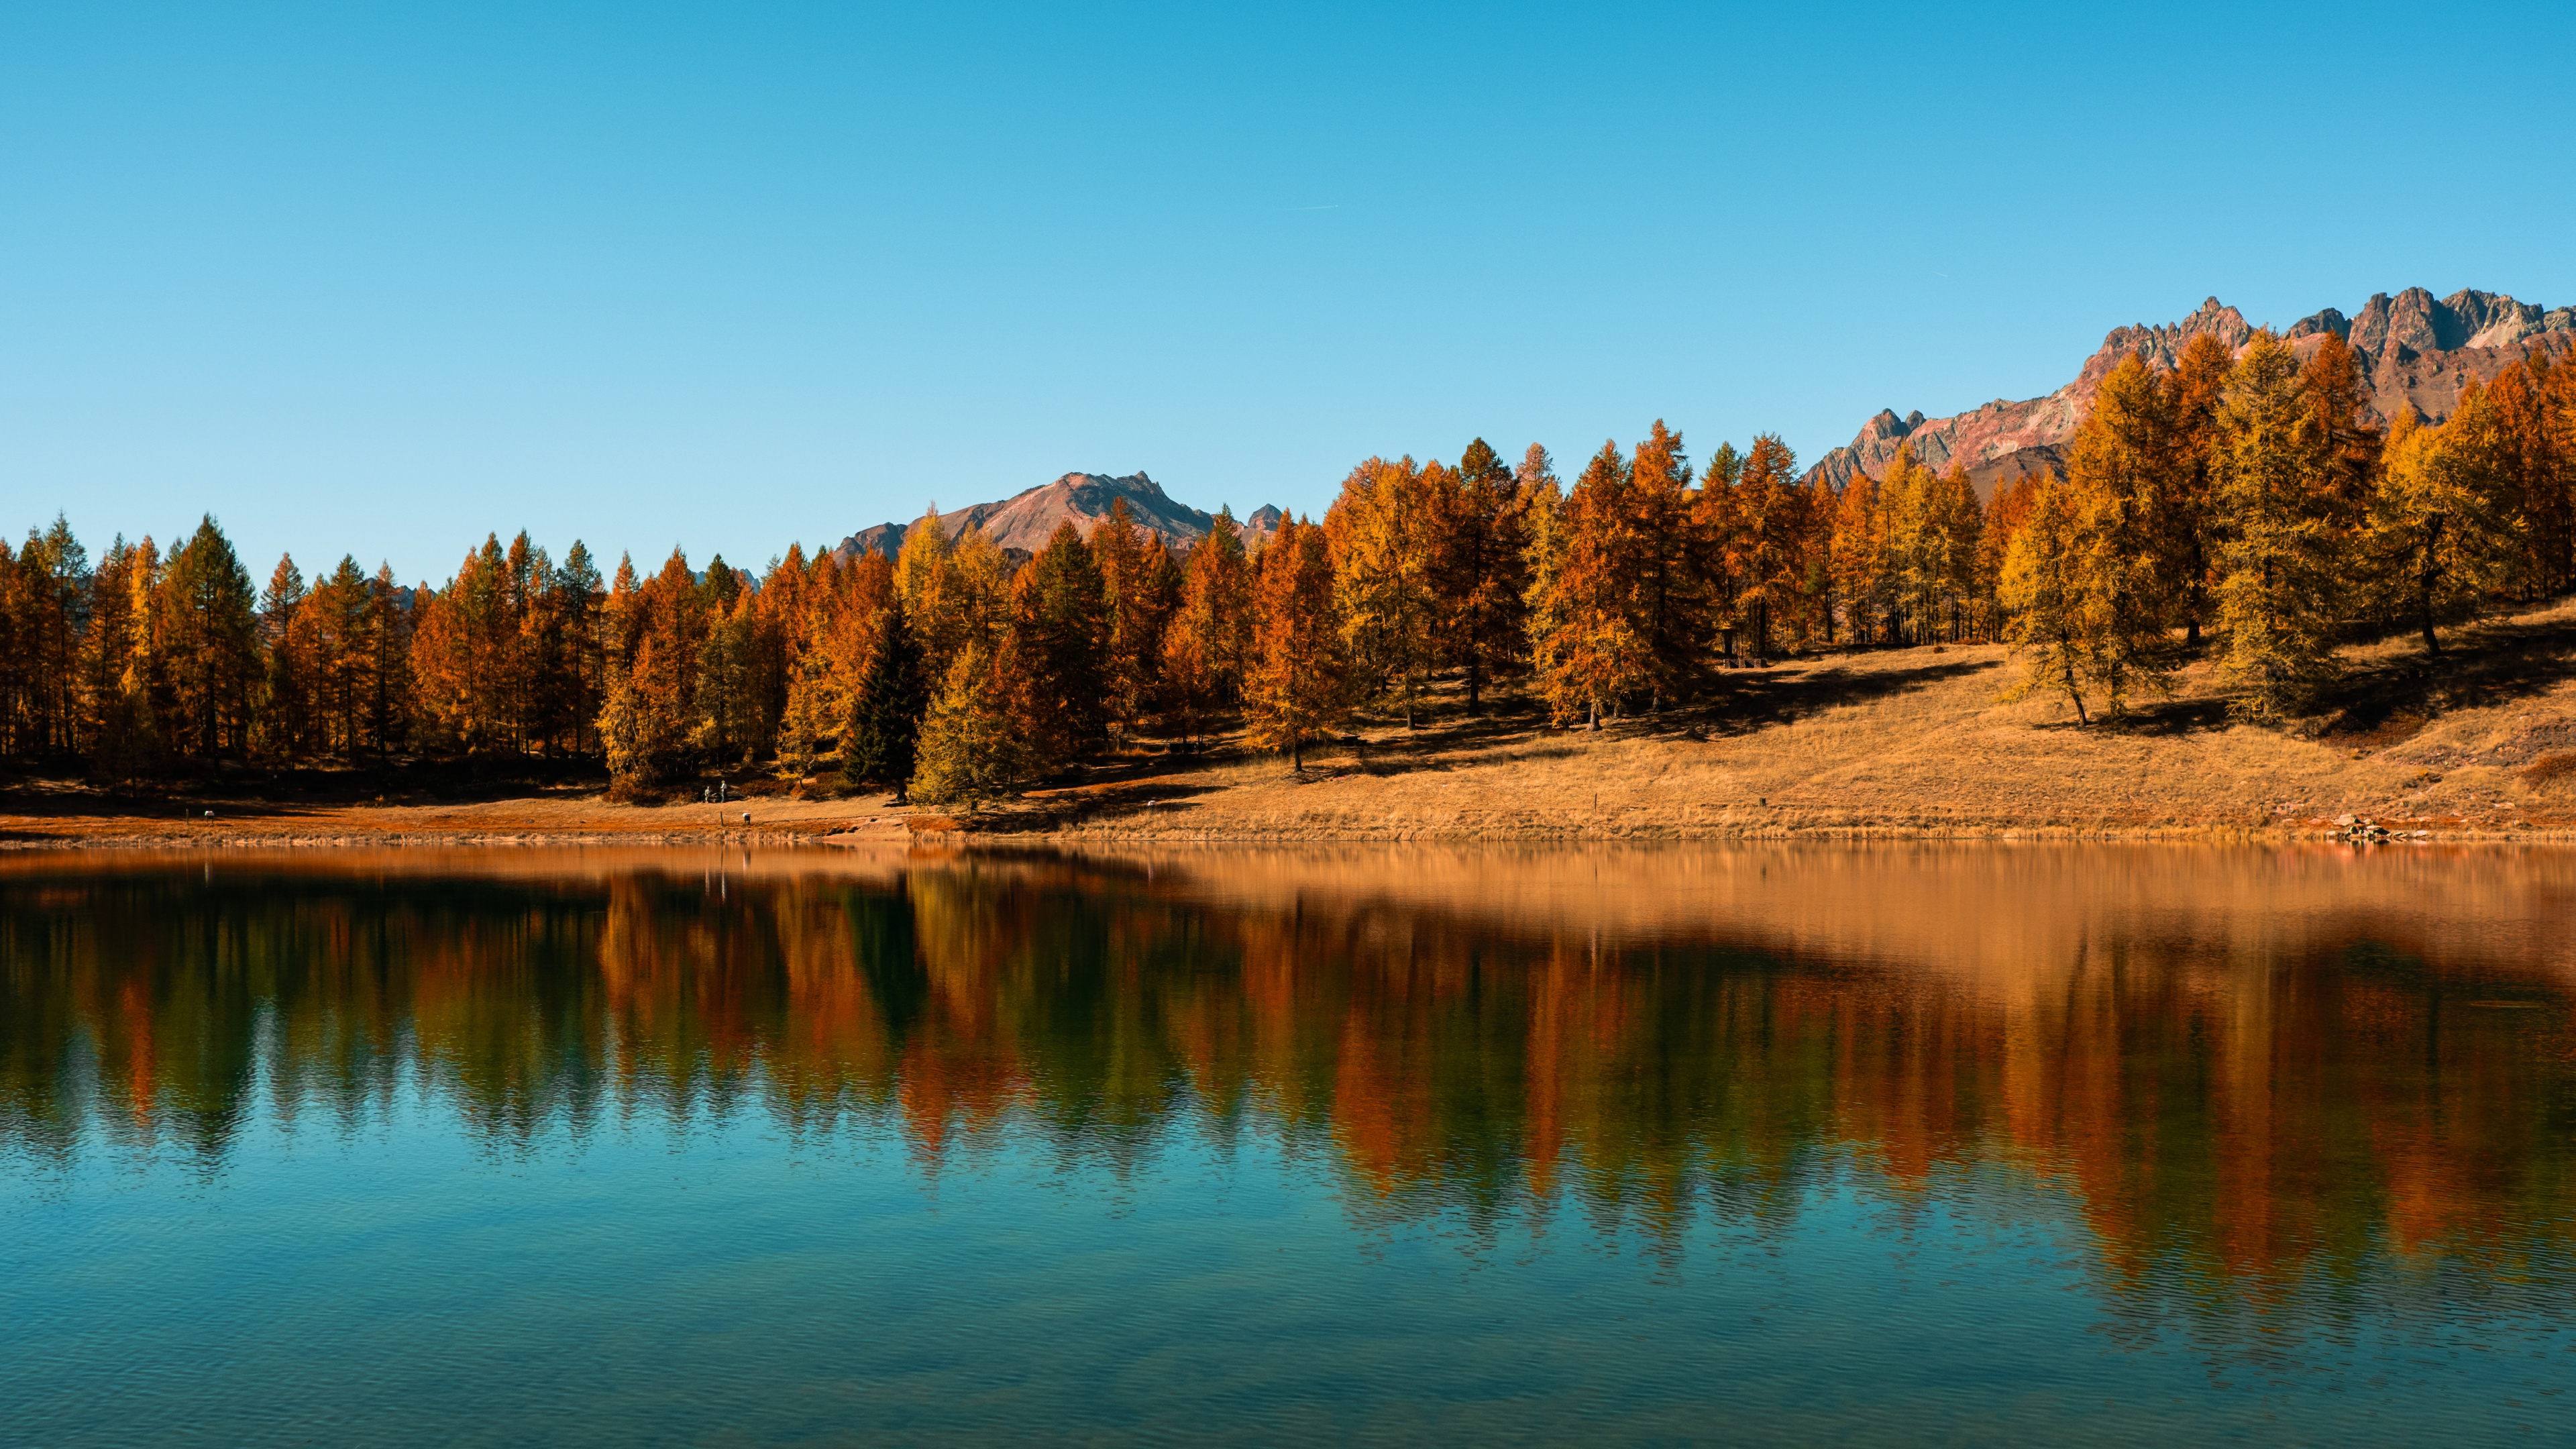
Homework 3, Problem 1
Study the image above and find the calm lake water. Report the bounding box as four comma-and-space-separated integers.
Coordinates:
3, 843, 2573, 1446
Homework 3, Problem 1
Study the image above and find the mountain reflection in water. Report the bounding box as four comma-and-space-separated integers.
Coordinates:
3, 844, 2573, 1444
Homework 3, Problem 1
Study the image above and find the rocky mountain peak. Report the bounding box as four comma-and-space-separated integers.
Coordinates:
1805, 286, 2576, 498
833, 472, 1257, 565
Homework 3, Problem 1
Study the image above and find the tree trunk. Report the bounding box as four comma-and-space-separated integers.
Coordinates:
2420, 519, 2445, 657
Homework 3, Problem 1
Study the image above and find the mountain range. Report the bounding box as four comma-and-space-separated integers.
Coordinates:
1805, 287, 2576, 498
831, 472, 1282, 564
835, 286, 2572, 551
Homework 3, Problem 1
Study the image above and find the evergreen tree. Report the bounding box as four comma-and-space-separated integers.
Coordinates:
1243, 517, 1350, 769
843, 590, 926, 789
362, 564, 414, 761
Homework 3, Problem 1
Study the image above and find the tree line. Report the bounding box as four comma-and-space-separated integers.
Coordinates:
3, 332, 2570, 802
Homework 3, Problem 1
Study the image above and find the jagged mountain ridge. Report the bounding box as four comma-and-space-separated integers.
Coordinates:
833, 472, 1279, 564
1807, 288, 2576, 499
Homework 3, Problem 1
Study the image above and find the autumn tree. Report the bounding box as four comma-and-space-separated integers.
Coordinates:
1626, 421, 1705, 706
1725, 435, 1814, 658
1828, 470, 1886, 646
1160, 511, 1252, 751
1527, 441, 1647, 728
156, 517, 262, 765
2061, 354, 2176, 714
598, 549, 705, 793
1004, 522, 1109, 769
1243, 516, 1350, 769
1432, 438, 1531, 712
1093, 500, 1177, 742
1326, 456, 1439, 729
909, 640, 1032, 810
260, 554, 319, 758
2213, 331, 2347, 720
2160, 331, 2234, 645
1999, 476, 2093, 726
2368, 401, 2520, 655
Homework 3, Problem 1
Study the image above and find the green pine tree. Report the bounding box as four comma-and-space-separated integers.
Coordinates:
843, 592, 926, 791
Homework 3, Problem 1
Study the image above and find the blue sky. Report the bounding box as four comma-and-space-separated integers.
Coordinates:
5, 1, 2572, 584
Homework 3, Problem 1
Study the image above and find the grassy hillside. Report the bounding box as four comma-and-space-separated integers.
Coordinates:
1000, 599, 2576, 840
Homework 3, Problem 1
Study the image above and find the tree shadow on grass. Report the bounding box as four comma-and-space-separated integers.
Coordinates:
2312, 606, 2576, 748
1690, 658, 2000, 737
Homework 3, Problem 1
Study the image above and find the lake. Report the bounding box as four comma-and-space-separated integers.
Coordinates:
3, 843, 2572, 1446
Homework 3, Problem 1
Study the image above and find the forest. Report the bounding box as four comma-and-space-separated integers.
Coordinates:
2, 330, 2571, 807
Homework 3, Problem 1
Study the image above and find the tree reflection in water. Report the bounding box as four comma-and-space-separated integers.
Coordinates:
3, 845, 2572, 1352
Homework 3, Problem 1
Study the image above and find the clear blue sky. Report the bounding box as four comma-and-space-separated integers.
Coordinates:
6, 1, 2572, 586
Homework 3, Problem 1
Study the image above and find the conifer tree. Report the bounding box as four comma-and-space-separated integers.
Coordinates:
2063, 354, 2175, 714
1161, 511, 1251, 751
260, 553, 312, 758
1729, 435, 1811, 657
1327, 456, 1439, 728
310, 555, 371, 758
1006, 522, 1109, 769
158, 517, 262, 765
908, 640, 1032, 810
1093, 500, 1174, 741
363, 565, 413, 760
1527, 441, 1647, 727
80, 538, 155, 780
1999, 476, 2092, 726
2161, 331, 2234, 645
2214, 331, 2348, 720
1627, 421, 1705, 706
1828, 470, 1884, 647
842, 589, 926, 789
1243, 516, 1350, 769
1435, 438, 1532, 712
2369, 400, 2520, 656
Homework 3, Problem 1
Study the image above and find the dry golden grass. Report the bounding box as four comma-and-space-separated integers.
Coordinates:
1011, 598, 2576, 842
10, 600, 2575, 849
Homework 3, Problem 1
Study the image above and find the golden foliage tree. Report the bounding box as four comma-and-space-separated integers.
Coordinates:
2061, 354, 2176, 714
1160, 511, 1251, 751
1327, 456, 1440, 728
1004, 521, 1110, 769
1243, 516, 1350, 769
1434, 437, 1532, 713
1527, 441, 1647, 728
908, 640, 1033, 810
2368, 400, 2520, 655
2213, 331, 2347, 720
1999, 475, 2093, 726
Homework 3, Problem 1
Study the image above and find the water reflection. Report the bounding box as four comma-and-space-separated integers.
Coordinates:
4, 845, 2573, 1342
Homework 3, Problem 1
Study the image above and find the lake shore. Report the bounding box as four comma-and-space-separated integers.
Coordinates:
9, 604, 2575, 851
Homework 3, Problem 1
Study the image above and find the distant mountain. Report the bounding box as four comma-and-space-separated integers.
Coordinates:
833, 472, 1277, 564
1807, 288, 2576, 499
